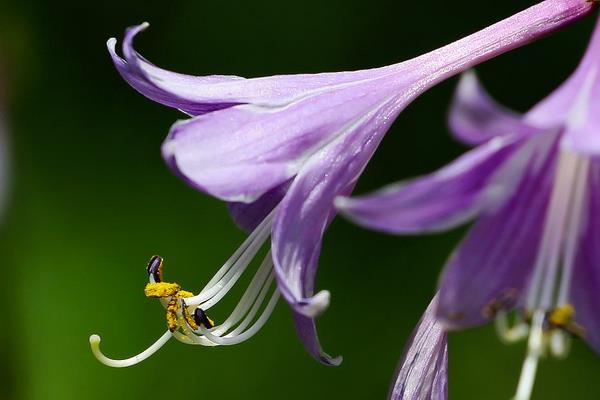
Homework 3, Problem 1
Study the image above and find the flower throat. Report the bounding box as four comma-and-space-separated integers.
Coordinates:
496, 149, 590, 400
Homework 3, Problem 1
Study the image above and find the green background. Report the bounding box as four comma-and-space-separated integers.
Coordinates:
0, 1, 599, 399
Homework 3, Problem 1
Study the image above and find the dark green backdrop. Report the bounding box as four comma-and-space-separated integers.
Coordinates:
0, 1, 599, 399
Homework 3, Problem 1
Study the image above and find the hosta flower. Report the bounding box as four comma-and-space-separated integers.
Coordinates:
389, 296, 447, 400
90, 0, 595, 369
338, 13, 600, 400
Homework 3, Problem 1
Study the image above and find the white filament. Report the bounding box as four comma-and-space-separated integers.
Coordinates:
526, 150, 589, 311
557, 156, 589, 305
550, 330, 570, 359
210, 255, 275, 336
514, 311, 545, 400
170, 219, 280, 347
495, 311, 529, 344
180, 253, 279, 346
199, 290, 280, 345
187, 210, 274, 306
90, 330, 172, 368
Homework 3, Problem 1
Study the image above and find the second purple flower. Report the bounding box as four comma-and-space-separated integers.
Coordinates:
339, 12, 600, 400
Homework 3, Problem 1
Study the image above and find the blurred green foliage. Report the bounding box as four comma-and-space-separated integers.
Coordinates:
0, 1, 599, 399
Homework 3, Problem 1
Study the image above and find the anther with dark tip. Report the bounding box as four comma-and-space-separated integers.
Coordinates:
194, 308, 215, 329
147, 255, 164, 282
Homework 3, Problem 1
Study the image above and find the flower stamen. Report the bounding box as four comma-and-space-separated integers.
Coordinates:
147, 255, 164, 283
549, 330, 570, 359
548, 304, 574, 327
495, 311, 529, 344
144, 282, 180, 298
514, 311, 545, 400
193, 308, 215, 329
143, 266, 205, 332
90, 211, 280, 367
508, 150, 590, 400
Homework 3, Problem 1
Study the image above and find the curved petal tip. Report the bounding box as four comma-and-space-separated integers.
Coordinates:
106, 37, 117, 49
293, 312, 342, 366
321, 353, 343, 366
296, 290, 331, 318
333, 195, 351, 210
127, 21, 150, 37
107, 22, 149, 52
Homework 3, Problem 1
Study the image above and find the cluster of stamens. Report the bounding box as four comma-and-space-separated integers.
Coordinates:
487, 149, 590, 400
90, 212, 280, 367
144, 255, 215, 333
496, 304, 582, 349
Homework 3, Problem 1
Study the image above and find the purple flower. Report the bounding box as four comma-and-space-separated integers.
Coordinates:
90, 0, 595, 369
338, 12, 600, 400
389, 296, 448, 400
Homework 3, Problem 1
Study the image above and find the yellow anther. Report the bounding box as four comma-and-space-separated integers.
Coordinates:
144, 273, 199, 332
175, 290, 194, 299
549, 304, 575, 326
184, 308, 199, 330
144, 282, 181, 298
166, 298, 180, 332
178, 291, 199, 330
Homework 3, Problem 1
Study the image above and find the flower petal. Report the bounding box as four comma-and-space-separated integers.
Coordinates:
526, 16, 600, 154
161, 78, 399, 203
107, 23, 242, 115
389, 296, 448, 400
271, 96, 402, 317
227, 181, 290, 233
270, 96, 403, 363
560, 65, 600, 155
336, 134, 527, 234
437, 133, 559, 328
108, 23, 400, 116
448, 71, 540, 146
293, 314, 342, 366
570, 160, 600, 354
